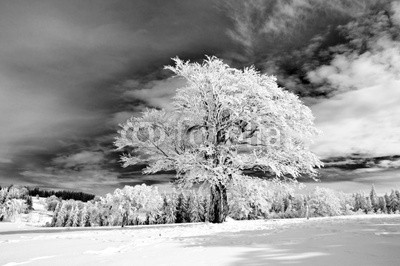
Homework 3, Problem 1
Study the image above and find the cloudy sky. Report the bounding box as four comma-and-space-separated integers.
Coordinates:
0, 0, 399, 195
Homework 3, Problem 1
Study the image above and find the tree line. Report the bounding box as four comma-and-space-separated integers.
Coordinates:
0, 184, 94, 221
48, 182, 400, 228
2, 182, 399, 226
27, 187, 95, 202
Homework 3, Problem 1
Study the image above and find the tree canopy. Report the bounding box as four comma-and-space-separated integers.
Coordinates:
115, 56, 322, 186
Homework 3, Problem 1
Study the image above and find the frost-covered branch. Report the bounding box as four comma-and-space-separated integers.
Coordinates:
115, 56, 323, 186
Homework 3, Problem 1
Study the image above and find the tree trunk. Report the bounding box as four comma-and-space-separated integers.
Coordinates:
209, 183, 229, 223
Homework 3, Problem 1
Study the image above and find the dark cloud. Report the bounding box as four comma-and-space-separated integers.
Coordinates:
219, 0, 380, 60
297, 167, 400, 194
0, 0, 234, 193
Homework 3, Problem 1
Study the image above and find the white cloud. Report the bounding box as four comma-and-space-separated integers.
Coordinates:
122, 77, 186, 110
110, 111, 137, 127
21, 150, 120, 194
392, 1, 400, 24
310, 33, 400, 158
20, 168, 120, 194
53, 151, 105, 168
0, 158, 12, 164
378, 159, 400, 168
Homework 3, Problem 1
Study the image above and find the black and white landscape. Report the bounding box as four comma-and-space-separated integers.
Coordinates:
1, 1, 400, 265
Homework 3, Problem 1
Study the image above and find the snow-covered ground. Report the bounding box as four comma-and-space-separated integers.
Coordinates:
1, 214, 400, 266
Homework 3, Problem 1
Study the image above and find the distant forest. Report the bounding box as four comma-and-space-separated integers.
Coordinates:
0, 185, 95, 202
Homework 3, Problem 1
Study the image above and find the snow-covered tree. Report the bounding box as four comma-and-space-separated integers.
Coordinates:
354, 193, 364, 212
389, 190, 399, 213
115, 57, 322, 223
396, 190, 400, 202
46, 195, 60, 212
65, 205, 74, 227
50, 201, 61, 227
111, 184, 163, 226
201, 195, 210, 222
79, 206, 90, 227
336, 191, 354, 215
7, 186, 28, 200
174, 192, 187, 223
384, 193, 391, 212
186, 190, 202, 222
55, 202, 68, 227
309, 187, 341, 217
365, 197, 373, 214
158, 193, 177, 224
378, 196, 387, 213
71, 205, 80, 227
370, 185, 379, 212
0, 199, 26, 222
0, 188, 8, 204
228, 176, 271, 219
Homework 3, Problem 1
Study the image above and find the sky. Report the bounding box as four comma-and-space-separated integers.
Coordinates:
0, 0, 399, 195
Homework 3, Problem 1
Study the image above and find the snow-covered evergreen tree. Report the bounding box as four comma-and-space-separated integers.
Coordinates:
79, 206, 90, 227
378, 196, 387, 213
26, 196, 33, 211
65, 204, 76, 227
187, 191, 202, 222
365, 197, 372, 214
389, 190, 399, 213
354, 193, 368, 212
384, 193, 391, 212
71, 205, 80, 227
55, 202, 68, 227
157, 194, 172, 224
396, 190, 400, 202
370, 185, 379, 212
175, 192, 186, 223
0, 188, 8, 204
201, 196, 210, 222
50, 201, 61, 227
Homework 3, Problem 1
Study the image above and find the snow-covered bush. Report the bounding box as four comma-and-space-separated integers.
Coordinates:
7, 186, 29, 199
46, 195, 61, 211
0, 198, 27, 222
112, 184, 163, 225
309, 187, 342, 217
0, 186, 29, 204
49, 185, 163, 227
283, 195, 307, 218
228, 176, 271, 220
337, 191, 355, 215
